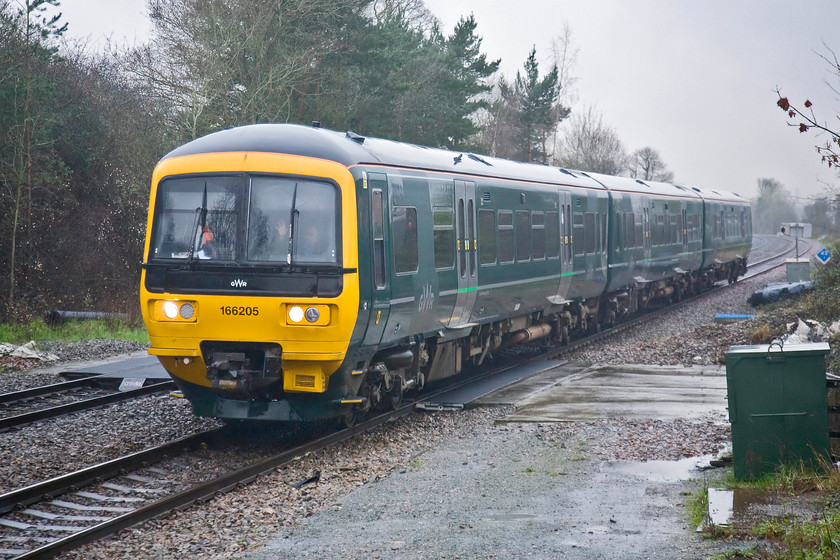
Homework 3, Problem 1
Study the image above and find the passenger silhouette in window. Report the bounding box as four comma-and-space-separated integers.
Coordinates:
198, 226, 216, 259
298, 223, 327, 261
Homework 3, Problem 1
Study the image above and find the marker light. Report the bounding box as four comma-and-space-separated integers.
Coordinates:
179, 303, 195, 319
288, 305, 305, 323
304, 307, 320, 323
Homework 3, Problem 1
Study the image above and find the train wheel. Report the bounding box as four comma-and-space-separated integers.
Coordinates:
338, 411, 358, 429
387, 382, 403, 410
559, 325, 570, 346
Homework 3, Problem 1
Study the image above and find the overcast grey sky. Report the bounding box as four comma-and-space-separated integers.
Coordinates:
58, 0, 840, 202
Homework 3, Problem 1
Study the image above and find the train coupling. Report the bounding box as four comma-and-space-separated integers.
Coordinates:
207, 351, 281, 394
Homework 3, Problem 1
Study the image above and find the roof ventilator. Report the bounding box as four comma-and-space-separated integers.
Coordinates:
468, 154, 492, 166
345, 131, 366, 144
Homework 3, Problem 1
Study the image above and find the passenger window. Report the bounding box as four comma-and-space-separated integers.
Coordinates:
584, 212, 595, 253
654, 214, 664, 245
546, 211, 559, 259
598, 213, 607, 253
498, 211, 514, 263
625, 213, 636, 248
392, 206, 418, 274
478, 209, 497, 265
532, 211, 545, 260
433, 207, 454, 269
516, 211, 531, 261
573, 213, 585, 256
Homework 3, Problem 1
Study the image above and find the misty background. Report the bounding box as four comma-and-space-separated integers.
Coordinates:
1, 0, 838, 321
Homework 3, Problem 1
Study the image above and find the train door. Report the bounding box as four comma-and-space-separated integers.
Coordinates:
447, 180, 477, 327
362, 173, 391, 346
642, 199, 651, 261
555, 189, 573, 300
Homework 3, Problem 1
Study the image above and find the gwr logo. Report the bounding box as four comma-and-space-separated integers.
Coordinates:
230, 279, 248, 288
418, 282, 434, 313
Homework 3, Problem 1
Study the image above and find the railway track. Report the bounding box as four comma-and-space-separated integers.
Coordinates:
0, 378, 174, 432
0, 234, 804, 559
553, 234, 807, 358
0, 343, 552, 560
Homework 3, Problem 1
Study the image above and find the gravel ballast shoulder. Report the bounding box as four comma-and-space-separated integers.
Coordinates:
244, 418, 729, 560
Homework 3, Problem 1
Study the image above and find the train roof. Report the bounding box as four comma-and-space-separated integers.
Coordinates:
162, 124, 750, 203
685, 185, 750, 204
580, 172, 701, 199
161, 123, 605, 191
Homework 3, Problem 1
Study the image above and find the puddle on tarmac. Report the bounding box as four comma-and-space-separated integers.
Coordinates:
485, 513, 538, 521
601, 455, 715, 483
708, 488, 733, 525
707, 487, 793, 529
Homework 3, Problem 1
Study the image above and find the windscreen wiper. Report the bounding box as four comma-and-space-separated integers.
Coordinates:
187, 183, 208, 264
287, 183, 299, 266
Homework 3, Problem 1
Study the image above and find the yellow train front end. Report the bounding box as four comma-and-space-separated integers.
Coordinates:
140, 130, 361, 422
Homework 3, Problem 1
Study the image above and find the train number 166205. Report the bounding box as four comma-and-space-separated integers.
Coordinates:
220, 306, 259, 316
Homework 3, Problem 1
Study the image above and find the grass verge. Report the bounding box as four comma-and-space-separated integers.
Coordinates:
696, 458, 840, 559
0, 318, 149, 344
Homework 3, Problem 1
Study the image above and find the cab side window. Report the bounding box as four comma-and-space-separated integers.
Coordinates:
393, 206, 418, 273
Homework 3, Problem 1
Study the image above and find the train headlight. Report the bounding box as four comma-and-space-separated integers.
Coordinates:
163, 301, 179, 319
288, 305, 305, 323
152, 300, 198, 322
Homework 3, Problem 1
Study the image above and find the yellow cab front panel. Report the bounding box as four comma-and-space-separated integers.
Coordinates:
140, 146, 360, 422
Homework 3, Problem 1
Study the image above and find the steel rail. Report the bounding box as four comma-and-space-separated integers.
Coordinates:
553, 237, 804, 357
0, 427, 228, 515
0, 381, 174, 432
0, 376, 102, 405
746, 237, 809, 272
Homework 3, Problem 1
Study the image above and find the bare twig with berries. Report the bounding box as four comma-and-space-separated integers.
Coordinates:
776, 88, 840, 168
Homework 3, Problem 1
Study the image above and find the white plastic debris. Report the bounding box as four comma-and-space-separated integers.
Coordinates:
6, 341, 59, 362
10, 341, 41, 359
794, 319, 811, 339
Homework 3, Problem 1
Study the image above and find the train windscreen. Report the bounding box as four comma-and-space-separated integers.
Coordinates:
149, 174, 338, 265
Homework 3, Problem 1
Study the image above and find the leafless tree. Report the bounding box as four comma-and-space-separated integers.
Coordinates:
123, 0, 365, 141
628, 146, 674, 182
554, 106, 627, 175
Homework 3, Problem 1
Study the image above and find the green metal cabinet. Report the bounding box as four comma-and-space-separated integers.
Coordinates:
725, 341, 830, 480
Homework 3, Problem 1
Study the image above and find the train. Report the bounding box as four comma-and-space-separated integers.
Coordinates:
140, 123, 752, 425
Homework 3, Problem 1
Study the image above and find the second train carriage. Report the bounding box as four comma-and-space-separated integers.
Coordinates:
140, 123, 752, 423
